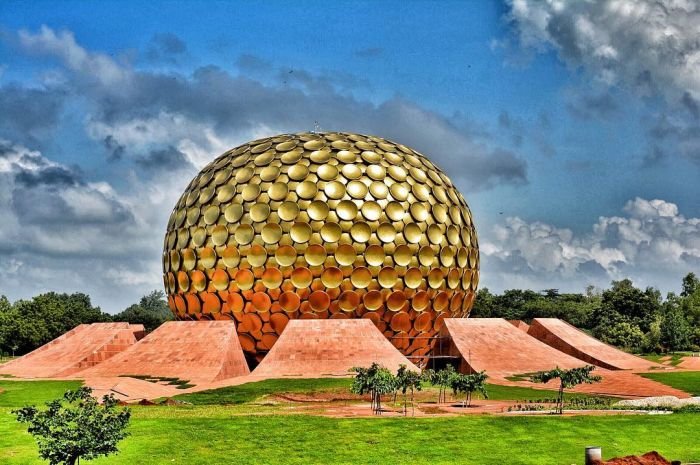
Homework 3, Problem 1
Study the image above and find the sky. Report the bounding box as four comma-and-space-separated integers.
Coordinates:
0, 0, 699, 313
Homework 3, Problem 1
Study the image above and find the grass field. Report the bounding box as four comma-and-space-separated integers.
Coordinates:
1, 379, 698, 465
640, 371, 700, 396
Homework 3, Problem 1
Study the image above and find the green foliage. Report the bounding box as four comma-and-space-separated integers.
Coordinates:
530, 365, 602, 414
449, 371, 488, 407
350, 363, 395, 414
394, 365, 422, 416
660, 298, 693, 351
111, 290, 173, 332
13, 387, 130, 465
0, 293, 110, 355
597, 321, 646, 351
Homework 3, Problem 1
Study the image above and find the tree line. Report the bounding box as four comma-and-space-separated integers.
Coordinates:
1, 272, 698, 357
471, 273, 700, 353
0, 291, 172, 356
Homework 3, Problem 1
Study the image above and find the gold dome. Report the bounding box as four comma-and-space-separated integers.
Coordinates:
163, 132, 479, 361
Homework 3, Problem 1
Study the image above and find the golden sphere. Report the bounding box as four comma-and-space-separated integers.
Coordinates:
163, 132, 479, 361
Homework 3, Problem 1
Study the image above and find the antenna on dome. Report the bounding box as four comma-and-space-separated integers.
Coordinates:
313, 120, 322, 133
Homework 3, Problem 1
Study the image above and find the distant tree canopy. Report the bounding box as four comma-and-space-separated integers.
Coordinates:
470, 272, 699, 353
1, 273, 698, 356
0, 290, 174, 356
112, 290, 173, 332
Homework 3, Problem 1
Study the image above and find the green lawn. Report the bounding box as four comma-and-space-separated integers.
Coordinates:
642, 353, 691, 367
1, 379, 698, 465
640, 371, 700, 396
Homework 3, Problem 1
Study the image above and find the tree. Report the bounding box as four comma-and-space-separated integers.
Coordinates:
112, 290, 173, 331
350, 363, 396, 415
395, 365, 422, 416
13, 387, 130, 465
450, 371, 488, 407
660, 304, 692, 351
598, 279, 661, 332
530, 365, 601, 414
597, 321, 646, 352
425, 364, 457, 404
681, 272, 698, 298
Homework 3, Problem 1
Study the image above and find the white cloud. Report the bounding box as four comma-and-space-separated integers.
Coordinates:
506, 0, 700, 100
482, 197, 700, 293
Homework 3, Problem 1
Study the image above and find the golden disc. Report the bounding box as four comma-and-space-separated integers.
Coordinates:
338, 290, 360, 312
412, 183, 430, 201
186, 206, 200, 226
191, 270, 207, 292
211, 224, 229, 246
317, 164, 339, 181
261, 223, 283, 244
378, 267, 398, 288
276, 140, 298, 152
275, 245, 297, 266
200, 247, 217, 268
359, 201, 381, 221
386, 201, 405, 221
432, 204, 448, 223
447, 225, 460, 245
199, 185, 215, 204
320, 222, 342, 242
203, 205, 220, 225
410, 203, 429, 222
404, 267, 423, 289
308, 200, 330, 221
369, 181, 389, 199
321, 266, 343, 288
387, 291, 407, 312
363, 290, 383, 311
296, 181, 318, 199
247, 244, 267, 267
222, 246, 240, 267
235, 167, 254, 183
309, 148, 331, 163
235, 269, 255, 290
177, 271, 190, 292
418, 246, 435, 266
365, 244, 385, 266
336, 200, 358, 220
279, 291, 301, 312
350, 222, 371, 243
350, 266, 372, 288
427, 224, 444, 245
428, 268, 444, 289
347, 180, 368, 199
304, 244, 327, 266
251, 292, 271, 312
394, 244, 412, 266
268, 182, 288, 201
412, 290, 430, 311
404, 223, 422, 244
324, 181, 346, 200
181, 248, 196, 270
389, 183, 409, 201
440, 246, 455, 267
278, 201, 300, 221
262, 267, 283, 289
291, 267, 313, 288
250, 203, 271, 222
280, 148, 303, 164
251, 141, 272, 154
309, 290, 331, 312
234, 224, 254, 245
303, 139, 326, 150
224, 204, 244, 223
341, 164, 362, 180
212, 269, 229, 291
361, 150, 381, 163
388, 165, 407, 182
290, 222, 312, 243
457, 247, 468, 267
335, 244, 356, 266
260, 165, 281, 181
217, 184, 236, 203
241, 184, 261, 201
288, 164, 309, 181
448, 268, 461, 289
366, 164, 386, 180
377, 223, 397, 243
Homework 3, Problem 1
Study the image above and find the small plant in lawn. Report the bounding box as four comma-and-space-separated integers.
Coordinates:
529, 365, 601, 414
350, 363, 396, 414
450, 371, 489, 407
395, 364, 422, 416
13, 386, 131, 465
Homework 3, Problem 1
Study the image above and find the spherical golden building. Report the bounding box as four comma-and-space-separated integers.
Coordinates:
163, 132, 479, 361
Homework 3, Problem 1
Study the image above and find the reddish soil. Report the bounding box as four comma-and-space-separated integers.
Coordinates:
593, 451, 671, 465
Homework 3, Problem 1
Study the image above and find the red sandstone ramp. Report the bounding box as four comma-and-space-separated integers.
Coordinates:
679, 356, 700, 370
76, 321, 249, 384
440, 318, 586, 376
253, 320, 420, 377
508, 320, 530, 332
527, 318, 662, 371
0, 323, 144, 378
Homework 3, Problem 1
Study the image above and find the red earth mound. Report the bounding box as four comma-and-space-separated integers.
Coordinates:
593, 451, 671, 465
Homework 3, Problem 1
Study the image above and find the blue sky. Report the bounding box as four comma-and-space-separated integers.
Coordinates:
0, 0, 698, 312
